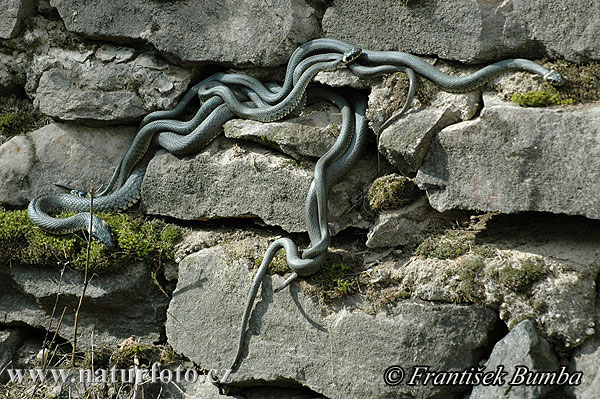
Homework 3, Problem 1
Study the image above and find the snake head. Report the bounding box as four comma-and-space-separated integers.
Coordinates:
341, 48, 362, 65
54, 183, 88, 198
90, 217, 114, 248
543, 70, 565, 86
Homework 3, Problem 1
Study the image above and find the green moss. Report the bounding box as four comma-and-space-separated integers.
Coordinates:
511, 60, 600, 107
365, 174, 420, 215
305, 262, 359, 300
511, 90, 573, 107
256, 249, 292, 275
415, 230, 496, 261
491, 257, 548, 294
452, 255, 486, 303
0, 96, 49, 140
415, 230, 474, 260
0, 208, 180, 274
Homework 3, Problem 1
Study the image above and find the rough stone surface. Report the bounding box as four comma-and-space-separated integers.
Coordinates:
0, 123, 136, 206
223, 103, 343, 160
142, 136, 376, 234
28, 45, 194, 123
372, 215, 600, 347
48, 0, 321, 67
0, 262, 169, 350
416, 96, 600, 220
166, 242, 497, 399
470, 320, 559, 399
322, 0, 600, 63
567, 282, 600, 399
366, 196, 449, 248
0, 0, 35, 39
368, 73, 481, 174
0, 328, 25, 383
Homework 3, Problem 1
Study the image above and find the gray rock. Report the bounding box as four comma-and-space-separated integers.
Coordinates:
223, 103, 343, 160
0, 123, 136, 207
366, 196, 448, 248
48, 0, 321, 66
0, 0, 35, 39
322, 0, 599, 63
368, 73, 481, 174
0, 328, 25, 383
142, 136, 376, 234
0, 262, 169, 350
378, 107, 462, 175
29, 46, 194, 123
416, 96, 600, 220
373, 217, 600, 347
166, 242, 497, 399
567, 282, 600, 399
470, 320, 559, 399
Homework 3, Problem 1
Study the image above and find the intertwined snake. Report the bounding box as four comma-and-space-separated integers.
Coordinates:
26, 38, 565, 373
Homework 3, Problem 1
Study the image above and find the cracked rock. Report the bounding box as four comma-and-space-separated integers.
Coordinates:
49, 0, 321, 67
0, 262, 169, 350
166, 238, 497, 399
142, 135, 376, 234
0, 123, 136, 206
470, 320, 560, 399
323, 0, 600, 63
416, 95, 600, 220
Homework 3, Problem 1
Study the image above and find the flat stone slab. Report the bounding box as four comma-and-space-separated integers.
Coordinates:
0, 262, 169, 349
0, 123, 136, 207
323, 0, 600, 63
416, 96, 600, 220
142, 136, 375, 234
49, 0, 321, 66
166, 242, 498, 399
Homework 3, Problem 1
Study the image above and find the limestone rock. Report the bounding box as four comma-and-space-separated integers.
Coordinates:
166, 242, 497, 399
416, 96, 600, 220
372, 215, 600, 347
28, 46, 194, 123
223, 103, 343, 160
48, 0, 321, 67
142, 136, 376, 234
567, 282, 600, 399
0, 262, 169, 350
366, 196, 449, 248
0, 0, 35, 39
368, 72, 481, 174
322, 0, 600, 63
0, 328, 25, 383
0, 123, 136, 206
470, 320, 559, 399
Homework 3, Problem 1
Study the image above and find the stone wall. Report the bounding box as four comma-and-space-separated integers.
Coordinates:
0, 1, 599, 399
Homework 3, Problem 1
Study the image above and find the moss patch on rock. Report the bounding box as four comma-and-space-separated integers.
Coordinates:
0, 96, 50, 144
415, 230, 495, 260
0, 208, 180, 274
511, 60, 599, 107
488, 256, 548, 295
365, 174, 420, 215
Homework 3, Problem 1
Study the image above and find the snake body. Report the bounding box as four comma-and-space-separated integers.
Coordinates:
27, 164, 146, 247
26, 38, 566, 375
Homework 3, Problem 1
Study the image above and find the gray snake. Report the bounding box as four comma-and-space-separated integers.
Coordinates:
26, 38, 565, 374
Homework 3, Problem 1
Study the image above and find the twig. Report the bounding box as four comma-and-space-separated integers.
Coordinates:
42, 262, 67, 371
72, 182, 94, 366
